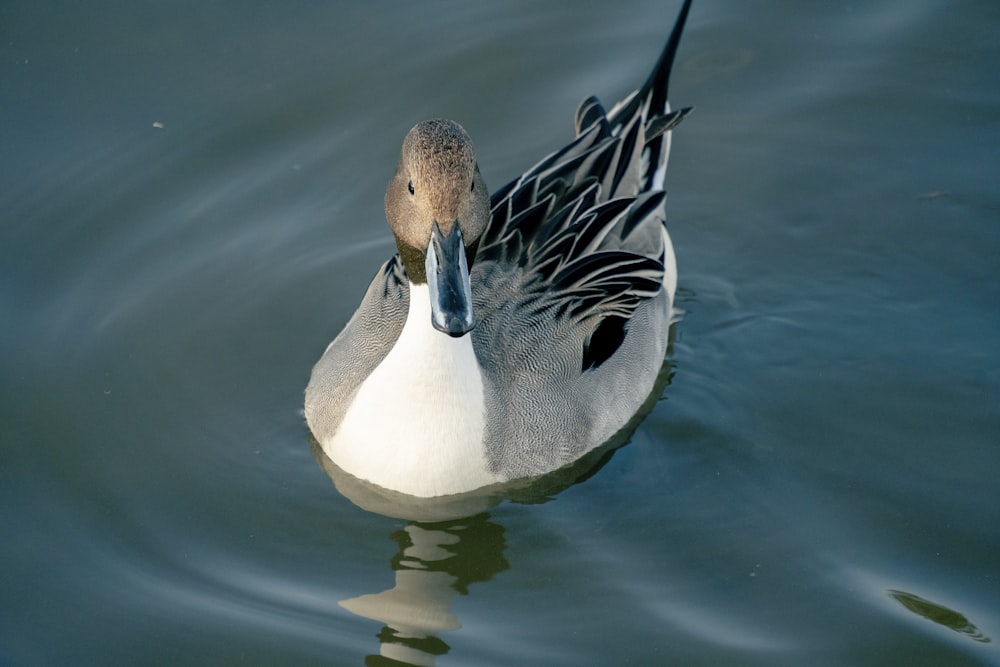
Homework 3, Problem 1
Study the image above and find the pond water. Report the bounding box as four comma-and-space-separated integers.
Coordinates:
3, 1, 999, 665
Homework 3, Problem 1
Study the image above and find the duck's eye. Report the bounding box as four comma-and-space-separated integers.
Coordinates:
407, 180, 414, 195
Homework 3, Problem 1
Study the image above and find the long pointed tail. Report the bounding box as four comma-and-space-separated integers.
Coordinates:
607, 0, 694, 191
638, 0, 693, 121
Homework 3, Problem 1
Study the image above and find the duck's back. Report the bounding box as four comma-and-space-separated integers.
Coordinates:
467, 0, 693, 476
469, 126, 677, 478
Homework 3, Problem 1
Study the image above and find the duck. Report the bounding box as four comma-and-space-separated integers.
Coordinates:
305, 0, 693, 498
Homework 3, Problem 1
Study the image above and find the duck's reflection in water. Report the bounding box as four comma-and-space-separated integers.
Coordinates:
312, 440, 510, 665
341, 514, 508, 666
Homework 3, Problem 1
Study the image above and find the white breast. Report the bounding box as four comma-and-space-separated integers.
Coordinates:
324, 283, 497, 497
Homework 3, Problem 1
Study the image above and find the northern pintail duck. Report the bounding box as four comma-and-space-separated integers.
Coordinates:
305, 0, 693, 498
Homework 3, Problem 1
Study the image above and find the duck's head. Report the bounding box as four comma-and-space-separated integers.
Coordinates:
385, 119, 490, 338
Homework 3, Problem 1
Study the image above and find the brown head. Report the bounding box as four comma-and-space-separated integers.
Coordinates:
384, 119, 490, 336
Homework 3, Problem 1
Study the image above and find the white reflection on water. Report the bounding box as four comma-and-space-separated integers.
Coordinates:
339, 515, 508, 666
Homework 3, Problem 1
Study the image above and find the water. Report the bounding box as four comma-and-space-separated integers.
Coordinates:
3, 1, 999, 664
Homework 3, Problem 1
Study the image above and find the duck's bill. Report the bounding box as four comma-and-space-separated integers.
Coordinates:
425, 222, 476, 337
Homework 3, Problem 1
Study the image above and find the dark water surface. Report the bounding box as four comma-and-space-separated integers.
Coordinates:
3, 1, 999, 665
